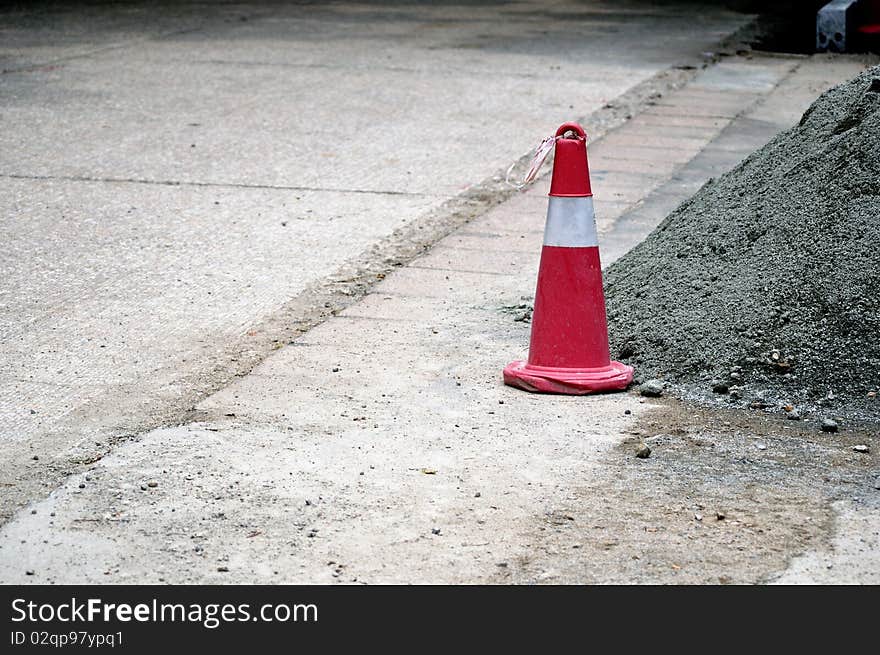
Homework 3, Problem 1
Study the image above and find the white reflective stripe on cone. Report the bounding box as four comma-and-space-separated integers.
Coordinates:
543, 196, 598, 248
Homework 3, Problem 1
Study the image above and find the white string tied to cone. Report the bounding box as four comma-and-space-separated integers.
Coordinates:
505, 135, 557, 190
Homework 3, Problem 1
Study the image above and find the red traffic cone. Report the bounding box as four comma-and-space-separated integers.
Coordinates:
503, 122, 633, 394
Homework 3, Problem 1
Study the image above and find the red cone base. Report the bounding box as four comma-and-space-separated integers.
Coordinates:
503, 360, 633, 395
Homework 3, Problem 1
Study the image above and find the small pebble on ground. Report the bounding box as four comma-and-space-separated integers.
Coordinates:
639, 379, 664, 397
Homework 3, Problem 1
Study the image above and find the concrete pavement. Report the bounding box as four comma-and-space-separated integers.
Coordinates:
2, 50, 876, 584
0, 1, 752, 523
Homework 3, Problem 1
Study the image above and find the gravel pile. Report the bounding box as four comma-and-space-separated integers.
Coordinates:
604, 66, 880, 421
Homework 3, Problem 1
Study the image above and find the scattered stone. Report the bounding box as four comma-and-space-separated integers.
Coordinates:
624, 409, 632, 415
78, 483, 85, 489
474, 492, 481, 498
332, 367, 340, 373
728, 386, 743, 400
716, 511, 726, 521
635, 442, 652, 459
874, 478, 880, 490
639, 379, 664, 397
217, 566, 229, 572
32, 455, 38, 460
786, 408, 801, 420
711, 380, 729, 394
853, 444, 870, 453
755, 443, 766, 450
821, 419, 838, 433
25, 570, 34, 576
501, 302, 533, 323
431, 528, 441, 535
694, 513, 703, 521
147, 481, 158, 488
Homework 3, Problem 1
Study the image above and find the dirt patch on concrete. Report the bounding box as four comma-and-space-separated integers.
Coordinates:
502, 397, 878, 584
604, 66, 880, 422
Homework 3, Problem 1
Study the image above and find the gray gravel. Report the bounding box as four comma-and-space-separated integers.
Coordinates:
605, 66, 880, 421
